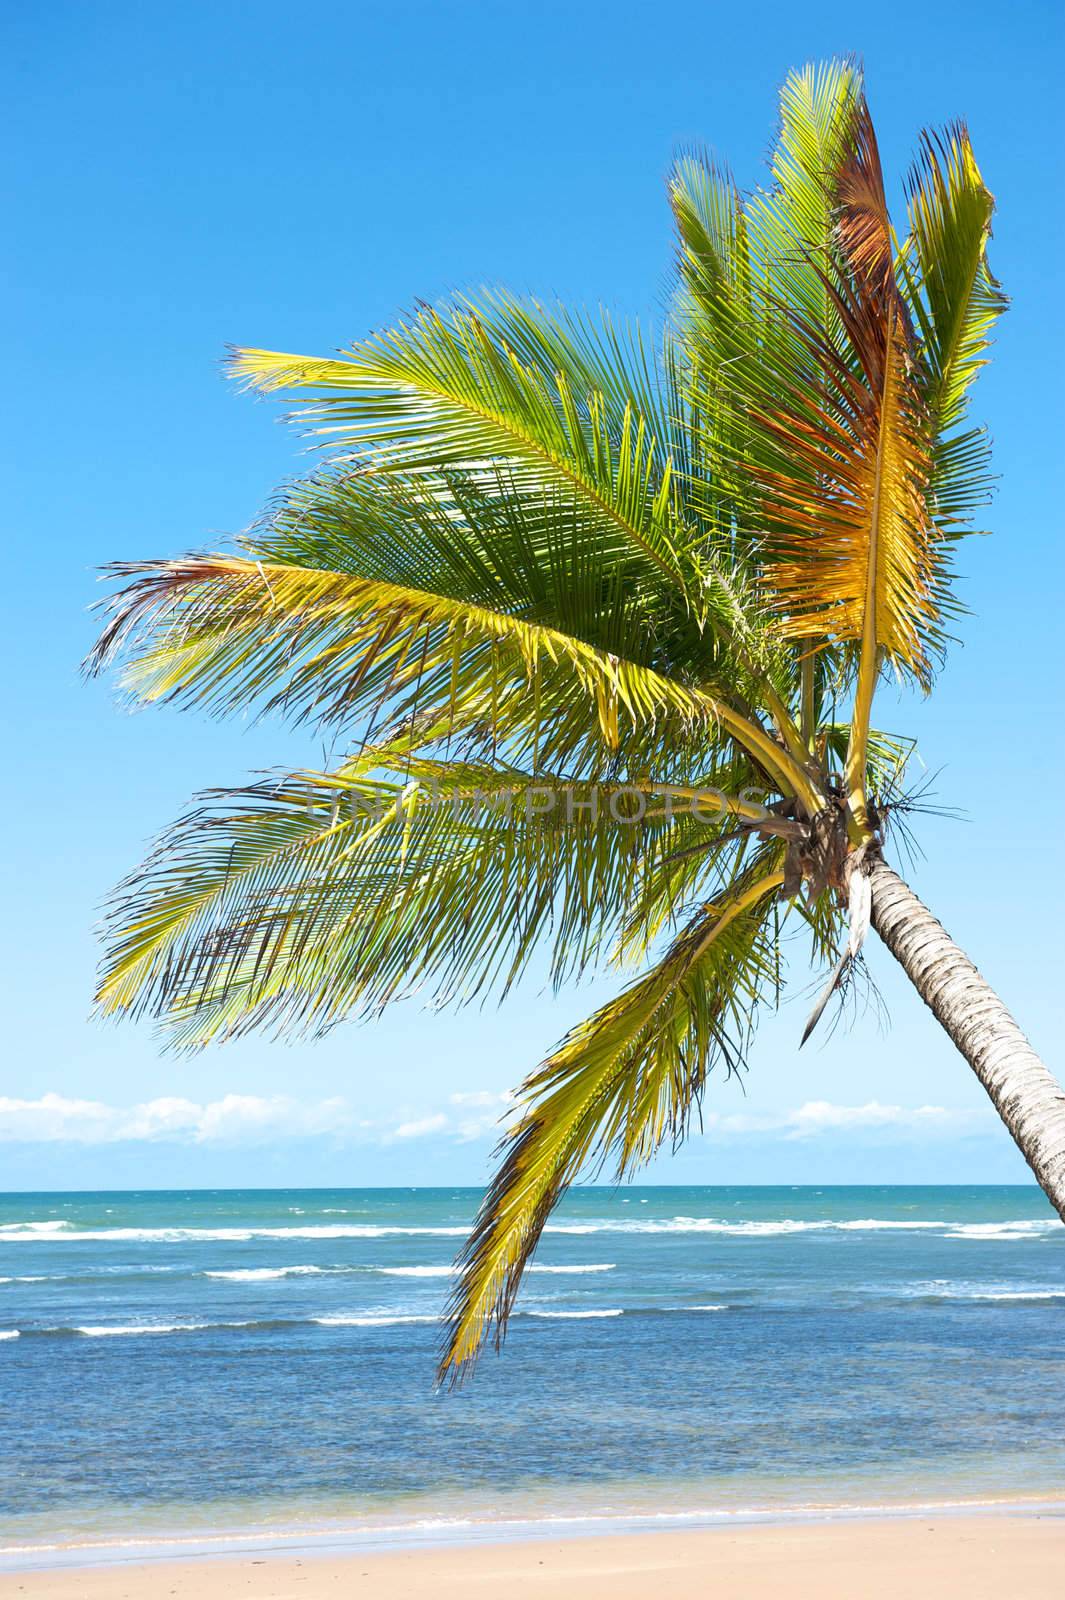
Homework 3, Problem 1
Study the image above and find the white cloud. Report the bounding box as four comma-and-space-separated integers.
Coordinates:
783, 1100, 981, 1138
0, 1093, 122, 1145
449, 1090, 513, 1109
0, 1092, 990, 1150
196, 1094, 347, 1143
448, 1089, 514, 1142
703, 1100, 988, 1142
387, 1113, 449, 1142
0, 1092, 352, 1147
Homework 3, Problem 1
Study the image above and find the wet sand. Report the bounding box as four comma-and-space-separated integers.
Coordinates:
4, 1513, 1062, 1599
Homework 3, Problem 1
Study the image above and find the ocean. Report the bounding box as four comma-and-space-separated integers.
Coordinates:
1, 1185, 1063, 1564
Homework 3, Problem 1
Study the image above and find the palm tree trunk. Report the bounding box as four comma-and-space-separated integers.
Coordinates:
869, 857, 1065, 1221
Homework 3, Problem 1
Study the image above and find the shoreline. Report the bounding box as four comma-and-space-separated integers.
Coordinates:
5, 1491, 1064, 1574
1, 1515, 1062, 1599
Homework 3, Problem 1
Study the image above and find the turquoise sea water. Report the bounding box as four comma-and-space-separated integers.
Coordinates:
1, 1185, 1063, 1562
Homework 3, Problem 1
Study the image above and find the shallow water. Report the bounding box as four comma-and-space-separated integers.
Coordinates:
1, 1185, 1062, 1556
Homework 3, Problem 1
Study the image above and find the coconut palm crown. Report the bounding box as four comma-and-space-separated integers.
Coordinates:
89, 61, 1065, 1382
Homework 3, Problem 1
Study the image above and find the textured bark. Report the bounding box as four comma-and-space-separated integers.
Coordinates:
869, 857, 1065, 1221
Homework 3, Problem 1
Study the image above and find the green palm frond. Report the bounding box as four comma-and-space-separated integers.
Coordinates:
99, 757, 767, 1048
88, 554, 821, 806
904, 126, 1006, 435
669, 66, 862, 748
228, 301, 691, 595
253, 463, 701, 679
89, 555, 699, 738
901, 125, 1007, 533
749, 58, 861, 334
669, 60, 860, 535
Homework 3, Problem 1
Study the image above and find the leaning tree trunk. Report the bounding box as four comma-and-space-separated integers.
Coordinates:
868, 858, 1065, 1221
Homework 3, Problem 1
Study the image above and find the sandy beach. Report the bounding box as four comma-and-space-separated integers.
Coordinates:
4, 1516, 1062, 1600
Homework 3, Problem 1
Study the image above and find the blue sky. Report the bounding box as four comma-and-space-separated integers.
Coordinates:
4, 0, 1063, 1190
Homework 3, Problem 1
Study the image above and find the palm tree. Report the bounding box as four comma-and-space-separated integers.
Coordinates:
88, 60, 1064, 1382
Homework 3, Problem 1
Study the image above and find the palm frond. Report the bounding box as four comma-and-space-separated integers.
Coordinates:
251, 460, 735, 701
230, 310, 811, 765
88, 555, 700, 738
88, 555, 822, 807
902, 124, 1007, 532
904, 125, 1005, 437
749, 58, 862, 336
669, 63, 862, 749
669, 60, 861, 541
228, 301, 692, 596
753, 99, 940, 681
97, 755, 769, 1046
440, 856, 785, 1381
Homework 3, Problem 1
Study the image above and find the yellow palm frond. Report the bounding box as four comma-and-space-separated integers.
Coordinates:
88, 555, 824, 810
755, 100, 937, 677
439, 859, 785, 1381
746, 99, 941, 835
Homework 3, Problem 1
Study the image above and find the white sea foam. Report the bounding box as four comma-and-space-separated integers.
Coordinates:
526, 1309, 623, 1319
376, 1266, 452, 1278
944, 1221, 1060, 1241
204, 1266, 326, 1282
972, 1290, 1065, 1300
549, 1218, 880, 1237
0, 1220, 71, 1235
0, 1330, 19, 1341
529, 1264, 615, 1274
632, 1216, 949, 1236
544, 1215, 1062, 1239
911, 1280, 1065, 1302
0, 1224, 473, 1243
11, 1314, 437, 1340
833, 1219, 947, 1231
18, 1319, 267, 1338
550, 1218, 826, 1237
313, 1314, 437, 1327
75, 1322, 210, 1337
